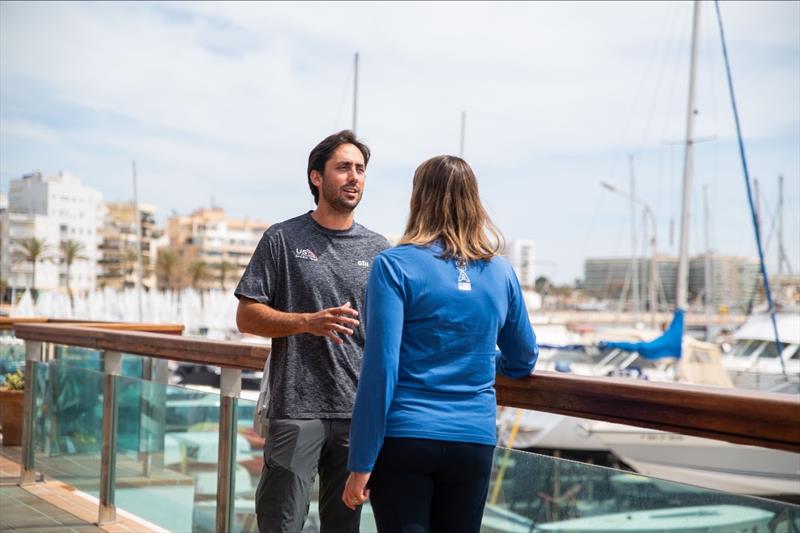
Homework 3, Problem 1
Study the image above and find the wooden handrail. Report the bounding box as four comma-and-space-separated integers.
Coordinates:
11, 323, 800, 453
496, 372, 800, 454
0, 317, 49, 329
14, 324, 265, 370
1, 318, 184, 335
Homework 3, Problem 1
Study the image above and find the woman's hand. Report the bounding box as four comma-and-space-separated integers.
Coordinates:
342, 471, 371, 510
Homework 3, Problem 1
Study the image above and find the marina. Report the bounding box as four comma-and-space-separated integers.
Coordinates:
2, 0, 799, 531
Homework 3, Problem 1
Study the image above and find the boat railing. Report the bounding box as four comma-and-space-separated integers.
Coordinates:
4, 320, 800, 532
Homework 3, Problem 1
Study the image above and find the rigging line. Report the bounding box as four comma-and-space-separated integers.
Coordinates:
604, 1, 676, 185
762, 202, 780, 262
332, 62, 353, 130
713, 0, 785, 375
638, 1, 682, 152
662, 5, 693, 251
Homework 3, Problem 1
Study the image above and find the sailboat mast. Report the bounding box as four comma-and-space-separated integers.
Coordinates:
778, 174, 790, 274
352, 52, 359, 135
630, 155, 640, 323
675, 0, 701, 310
703, 185, 712, 340
132, 160, 143, 323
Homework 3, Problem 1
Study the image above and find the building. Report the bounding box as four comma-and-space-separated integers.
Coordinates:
584, 256, 678, 310
771, 273, 800, 306
5, 171, 103, 294
1, 212, 61, 292
504, 240, 536, 289
584, 255, 760, 312
162, 207, 270, 290
97, 202, 159, 290
689, 255, 760, 313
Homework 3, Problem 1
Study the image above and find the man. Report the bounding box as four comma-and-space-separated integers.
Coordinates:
235, 130, 390, 533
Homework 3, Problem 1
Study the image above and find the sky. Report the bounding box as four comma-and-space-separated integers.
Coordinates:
1, 1, 798, 284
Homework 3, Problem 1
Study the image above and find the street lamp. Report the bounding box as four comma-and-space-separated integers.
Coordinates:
601, 181, 659, 327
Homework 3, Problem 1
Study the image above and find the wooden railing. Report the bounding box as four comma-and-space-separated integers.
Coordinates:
12, 323, 799, 453
6, 321, 800, 531
1, 318, 184, 335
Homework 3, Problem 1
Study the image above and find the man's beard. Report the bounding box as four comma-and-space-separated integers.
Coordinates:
320, 176, 363, 213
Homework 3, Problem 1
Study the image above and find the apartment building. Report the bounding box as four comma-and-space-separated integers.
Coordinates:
1, 211, 61, 292
504, 239, 536, 289
688, 255, 760, 313
162, 207, 269, 290
4, 171, 103, 293
97, 202, 159, 290
584, 255, 760, 312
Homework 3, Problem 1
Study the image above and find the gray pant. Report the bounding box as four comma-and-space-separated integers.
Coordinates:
256, 419, 361, 533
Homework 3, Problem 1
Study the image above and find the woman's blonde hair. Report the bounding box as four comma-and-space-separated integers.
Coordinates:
399, 155, 504, 261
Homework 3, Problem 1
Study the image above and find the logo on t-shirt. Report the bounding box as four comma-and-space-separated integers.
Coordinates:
357, 260, 370, 267
295, 248, 319, 261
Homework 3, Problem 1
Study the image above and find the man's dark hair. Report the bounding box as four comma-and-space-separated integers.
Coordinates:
307, 130, 371, 205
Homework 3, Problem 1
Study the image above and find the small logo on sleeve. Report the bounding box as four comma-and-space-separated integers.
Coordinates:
295, 248, 319, 261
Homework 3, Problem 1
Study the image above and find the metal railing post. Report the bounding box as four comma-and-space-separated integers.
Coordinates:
97, 350, 122, 525
19, 340, 43, 485
216, 367, 241, 533
139, 357, 169, 476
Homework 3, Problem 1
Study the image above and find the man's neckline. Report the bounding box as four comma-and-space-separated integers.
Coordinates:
306, 211, 356, 235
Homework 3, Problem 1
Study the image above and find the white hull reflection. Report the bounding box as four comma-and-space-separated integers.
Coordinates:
588, 422, 800, 496
532, 504, 775, 532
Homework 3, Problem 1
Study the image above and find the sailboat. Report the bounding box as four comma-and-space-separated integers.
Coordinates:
499, 0, 800, 498
585, 0, 799, 498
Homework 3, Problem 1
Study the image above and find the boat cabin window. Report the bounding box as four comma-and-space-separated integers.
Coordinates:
759, 342, 780, 359
785, 344, 800, 360
731, 340, 761, 357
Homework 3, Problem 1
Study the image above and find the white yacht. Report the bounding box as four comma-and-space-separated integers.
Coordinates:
586, 421, 800, 497
723, 311, 800, 394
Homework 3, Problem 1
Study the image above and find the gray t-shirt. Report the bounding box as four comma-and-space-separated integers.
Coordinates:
235, 212, 390, 418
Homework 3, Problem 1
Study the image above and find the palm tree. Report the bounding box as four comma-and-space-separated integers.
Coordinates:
156, 250, 181, 292
12, 238, 53, 300
121, 247, 138, 288
187, 260, 210, 291
215, 260, 236, 290
59, 240, 87, 301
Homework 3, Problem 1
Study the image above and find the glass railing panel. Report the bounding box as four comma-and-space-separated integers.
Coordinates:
53, 344, 102, 372
485, 445, 799, 532
110, 372, 269, 532
32, 361, 104, 498
52, 345, 143, 378
0, 330, 25, 375
214, 395, 261, 533
113, 374, 223, 532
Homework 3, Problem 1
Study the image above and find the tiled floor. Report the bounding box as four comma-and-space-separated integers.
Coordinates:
0, 449, 160, 533
0, 485, 105, 532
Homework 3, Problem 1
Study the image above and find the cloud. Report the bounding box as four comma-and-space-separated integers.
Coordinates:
1, 0, 798, 282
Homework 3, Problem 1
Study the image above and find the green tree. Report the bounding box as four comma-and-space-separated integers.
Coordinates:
215, 260, 236, 290
156, 250, 182, 291
187, 260, 210, 290
534, 276, 552, 296
59, 240, 87, 300
12, 238, 53, 300
121, 247, 138, 287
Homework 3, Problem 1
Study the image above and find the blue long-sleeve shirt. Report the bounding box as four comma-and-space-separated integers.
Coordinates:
348, 243, 538, 472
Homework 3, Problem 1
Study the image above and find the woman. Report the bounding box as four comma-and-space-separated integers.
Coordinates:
342, 155, 538, 532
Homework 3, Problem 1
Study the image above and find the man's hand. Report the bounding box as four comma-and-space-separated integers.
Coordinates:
236, 298, 360, 343
304, 302, 360, 345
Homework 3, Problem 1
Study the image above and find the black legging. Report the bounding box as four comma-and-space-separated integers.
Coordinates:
367, 437, 494, 533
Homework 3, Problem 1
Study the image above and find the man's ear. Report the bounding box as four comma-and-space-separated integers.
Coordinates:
310, 170, 323, 187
